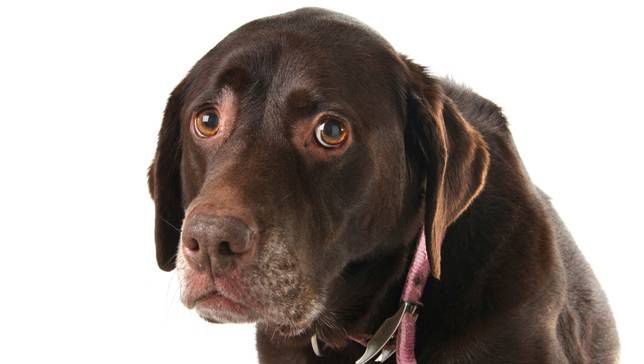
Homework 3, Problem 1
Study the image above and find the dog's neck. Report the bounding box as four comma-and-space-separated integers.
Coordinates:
311, 226, 423, 349
307, 182, 547, 357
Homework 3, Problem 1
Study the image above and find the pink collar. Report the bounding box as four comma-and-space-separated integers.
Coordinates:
311, 228, 429, 363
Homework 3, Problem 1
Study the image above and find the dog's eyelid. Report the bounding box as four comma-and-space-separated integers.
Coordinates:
311, 107, 349, 121
189, 87, 234, 114
316, 111, 352, 127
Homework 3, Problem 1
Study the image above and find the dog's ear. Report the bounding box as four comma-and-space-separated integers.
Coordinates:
148, 83, 186, 271
403, 58, 490, 279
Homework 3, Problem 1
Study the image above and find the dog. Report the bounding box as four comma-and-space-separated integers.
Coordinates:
148, 8, 619, 363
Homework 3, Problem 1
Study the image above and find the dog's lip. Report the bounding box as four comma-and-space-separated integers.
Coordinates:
191, 288, 218, 307
192, 289, 254, 322
194, 289, 251, 313
187, 286, 252, 312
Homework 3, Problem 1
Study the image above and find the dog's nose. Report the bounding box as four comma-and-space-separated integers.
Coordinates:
181, 214, 255, 272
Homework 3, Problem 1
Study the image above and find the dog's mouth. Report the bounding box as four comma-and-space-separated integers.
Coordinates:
190, 288, 258, 323
176, 234, 325, 334
180, 272, 261, 323
183, 280, 323, 333
180, 273, 324, 334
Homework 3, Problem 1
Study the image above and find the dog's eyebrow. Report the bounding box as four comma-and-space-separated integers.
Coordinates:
284, 86, 358, 125
285, 89, 319, 117
215, 66, 251, 93
188, 67, 252, 109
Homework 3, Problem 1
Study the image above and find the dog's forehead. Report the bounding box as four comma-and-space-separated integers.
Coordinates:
215, 25, 395, 87
226, 10, 395, 74
182, 8, 408, 131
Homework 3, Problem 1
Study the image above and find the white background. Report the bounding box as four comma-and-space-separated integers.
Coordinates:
1, 1, 642, 363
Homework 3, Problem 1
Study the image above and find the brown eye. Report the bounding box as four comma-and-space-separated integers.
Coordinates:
315, 117, 348, 148
193, 109, 220, 137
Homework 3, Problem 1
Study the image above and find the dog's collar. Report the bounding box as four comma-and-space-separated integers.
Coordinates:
311, 228, 429, 364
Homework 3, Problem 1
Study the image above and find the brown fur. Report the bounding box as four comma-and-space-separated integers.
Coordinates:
149, 8, 619, 363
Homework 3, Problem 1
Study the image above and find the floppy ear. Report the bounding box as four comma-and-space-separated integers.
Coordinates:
404, 58, 490, 279
148, 84, 186, 271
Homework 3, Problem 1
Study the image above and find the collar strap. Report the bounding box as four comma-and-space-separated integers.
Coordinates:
311, 228, 429, 364
395, 227, 430, 364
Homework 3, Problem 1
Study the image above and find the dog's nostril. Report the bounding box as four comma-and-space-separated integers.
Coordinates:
218, 241, 235, 256
185, 238, 200, 252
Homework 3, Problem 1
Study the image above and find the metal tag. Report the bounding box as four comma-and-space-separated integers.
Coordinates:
375, 344, 396, 362
354, 302, 417, 364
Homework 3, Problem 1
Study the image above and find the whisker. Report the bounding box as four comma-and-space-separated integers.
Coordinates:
166, 251, 179, 262
160, 217, 181, 233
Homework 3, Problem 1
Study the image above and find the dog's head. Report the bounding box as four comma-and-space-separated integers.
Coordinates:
149, 8, 489, 338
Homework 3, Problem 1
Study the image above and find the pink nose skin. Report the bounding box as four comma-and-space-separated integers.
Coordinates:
181, 214, 255, 274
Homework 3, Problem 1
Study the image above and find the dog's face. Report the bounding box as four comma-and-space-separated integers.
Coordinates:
149, 8, 489, 338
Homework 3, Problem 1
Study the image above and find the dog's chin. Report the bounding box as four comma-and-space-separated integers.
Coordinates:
256, 319, 315, 338
198, 304, 322, 335
192, 293, 323, 332
254, 301, 327, 339
196, 307, 321, 338
192, 292, 260, 324
196, 306, 258, 324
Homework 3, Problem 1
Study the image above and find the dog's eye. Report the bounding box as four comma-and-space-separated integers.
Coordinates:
315, 117, 348, 148
193, 109, 220, 138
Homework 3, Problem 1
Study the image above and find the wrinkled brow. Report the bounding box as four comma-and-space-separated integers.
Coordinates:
215, 66, 252, 92
187, 67, 253, 111
284, 89, 320, 119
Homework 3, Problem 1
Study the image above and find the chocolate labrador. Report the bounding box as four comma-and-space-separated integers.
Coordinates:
148, 7, 619, 363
